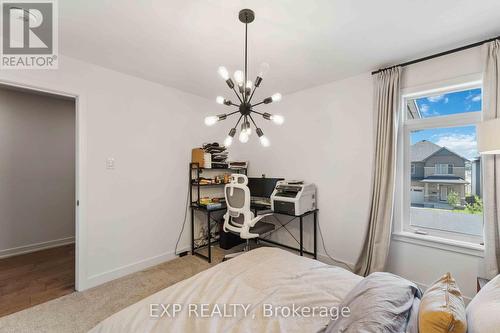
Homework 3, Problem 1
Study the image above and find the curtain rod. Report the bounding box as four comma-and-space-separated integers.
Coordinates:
371, 35, 500, 75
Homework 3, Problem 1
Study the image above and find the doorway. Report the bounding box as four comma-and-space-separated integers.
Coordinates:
440, 186, 448, 201
0, 85, 77, 317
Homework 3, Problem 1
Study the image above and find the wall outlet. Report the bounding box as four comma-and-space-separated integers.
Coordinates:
106, 158, 115, 170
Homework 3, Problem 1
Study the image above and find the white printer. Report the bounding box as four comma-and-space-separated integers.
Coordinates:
271, 180, 316, 215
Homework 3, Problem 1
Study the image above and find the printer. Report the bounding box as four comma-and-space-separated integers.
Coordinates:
271, 180, 316, 215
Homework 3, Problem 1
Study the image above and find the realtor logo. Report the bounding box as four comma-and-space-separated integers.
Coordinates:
1, 0, 58, 69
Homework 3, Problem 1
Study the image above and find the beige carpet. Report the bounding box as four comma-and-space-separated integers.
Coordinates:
0, 247, 227, 333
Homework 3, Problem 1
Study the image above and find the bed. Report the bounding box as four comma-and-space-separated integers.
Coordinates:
90, 247, 362, 333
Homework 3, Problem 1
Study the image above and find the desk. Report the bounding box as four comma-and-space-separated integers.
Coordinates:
190, 203, 318, 263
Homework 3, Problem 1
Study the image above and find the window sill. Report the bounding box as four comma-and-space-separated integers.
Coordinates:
392, 231, 484, 258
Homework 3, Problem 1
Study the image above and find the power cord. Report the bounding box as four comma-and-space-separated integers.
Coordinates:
174, 180, 190, 255
317, 219, 354, 272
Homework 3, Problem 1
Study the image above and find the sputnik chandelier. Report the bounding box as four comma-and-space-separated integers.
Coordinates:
204, 9, 284, 147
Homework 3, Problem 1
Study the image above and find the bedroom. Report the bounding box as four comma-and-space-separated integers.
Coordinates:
0, 1, 499, 332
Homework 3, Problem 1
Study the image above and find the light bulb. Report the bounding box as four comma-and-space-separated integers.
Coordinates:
259, 135, 270, 147
216, 96, 225, 105
224, 135, 233, 147
234, 70, 244, 85
239, 131, 249, 143
258, 63, 270, 78
271, 114, 284, 125
246, 80, 253, 90
217, 66, 229, 80
241, 121, 251, 135
204, 116, 218, 126
271, 93, 282, 102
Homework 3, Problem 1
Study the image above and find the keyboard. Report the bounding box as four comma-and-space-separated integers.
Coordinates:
251, 199, 271, 207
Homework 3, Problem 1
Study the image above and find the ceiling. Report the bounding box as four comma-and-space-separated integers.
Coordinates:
60, 0, 500, 100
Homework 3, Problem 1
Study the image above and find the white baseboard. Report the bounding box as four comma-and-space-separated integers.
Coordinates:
0, 236, 75, 259
84, 246, 191, 290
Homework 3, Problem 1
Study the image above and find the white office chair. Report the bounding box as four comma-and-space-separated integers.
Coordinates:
222, 174, 274, 260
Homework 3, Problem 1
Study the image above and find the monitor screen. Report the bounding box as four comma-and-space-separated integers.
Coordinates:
247, 177, 283, 198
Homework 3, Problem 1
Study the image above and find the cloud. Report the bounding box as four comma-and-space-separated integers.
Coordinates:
434, 133, 478, 160
419, 103, 439, 117
466, 93, 482, 102
420, 103, 429, 113
427, 95, 445, 103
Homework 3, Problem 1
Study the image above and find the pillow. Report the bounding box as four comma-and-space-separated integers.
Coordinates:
466, 274, 500, 333
321, 272, 422, 333
418, 272, 467, 333
406, 297, 420, 333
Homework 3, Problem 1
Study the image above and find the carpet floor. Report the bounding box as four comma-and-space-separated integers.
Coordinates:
0, 247, 227, 333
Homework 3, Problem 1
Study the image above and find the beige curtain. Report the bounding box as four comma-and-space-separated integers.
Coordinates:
354, 67, 401, 276
483, 40, 500, 279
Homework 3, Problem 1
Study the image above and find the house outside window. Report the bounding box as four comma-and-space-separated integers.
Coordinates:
435, 163, 453, 175
400, 83, 483, 245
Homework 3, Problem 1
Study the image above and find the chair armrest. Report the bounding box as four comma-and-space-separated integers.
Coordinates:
249, 213, 273, 227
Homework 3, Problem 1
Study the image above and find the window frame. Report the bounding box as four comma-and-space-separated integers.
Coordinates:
434, 163, 453, 175
398, 80, 483, 245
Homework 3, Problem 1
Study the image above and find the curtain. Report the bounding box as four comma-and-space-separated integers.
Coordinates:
354, 67, 401, 276
483, 40, 500, 279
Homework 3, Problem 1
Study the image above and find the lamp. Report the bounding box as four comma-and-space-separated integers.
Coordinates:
203, 9, 284, 147
478, 118, 500, 155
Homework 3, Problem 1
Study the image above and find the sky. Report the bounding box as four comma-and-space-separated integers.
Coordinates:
410, 88, 482, 160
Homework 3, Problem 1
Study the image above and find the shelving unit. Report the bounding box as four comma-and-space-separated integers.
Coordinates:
189, 162, 247, 205
189, 162, 247, 262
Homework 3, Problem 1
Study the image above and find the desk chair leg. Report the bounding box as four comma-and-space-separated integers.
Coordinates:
223, 239, 251, 261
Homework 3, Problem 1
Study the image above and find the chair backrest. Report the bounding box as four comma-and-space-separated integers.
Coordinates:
223, 174, 252, 235
225, 174, 250, 215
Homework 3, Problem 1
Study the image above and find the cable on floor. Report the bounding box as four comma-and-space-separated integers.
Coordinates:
174, 180, 190, 255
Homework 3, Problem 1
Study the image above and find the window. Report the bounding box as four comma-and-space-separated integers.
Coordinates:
400, 84, 483, 244
435, 164, 452, 175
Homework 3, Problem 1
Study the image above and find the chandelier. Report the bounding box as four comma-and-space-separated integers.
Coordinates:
204, 9, 284, 147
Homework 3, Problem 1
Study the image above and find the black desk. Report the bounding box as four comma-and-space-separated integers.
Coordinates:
190, 203, 318, 263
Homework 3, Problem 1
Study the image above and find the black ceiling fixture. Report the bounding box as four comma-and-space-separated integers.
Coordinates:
204, 9, 284, 147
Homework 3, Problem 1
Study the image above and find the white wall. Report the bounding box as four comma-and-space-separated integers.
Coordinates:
204, 72, 375, 266
0, 88, 75, 257
0, 55, 208, 290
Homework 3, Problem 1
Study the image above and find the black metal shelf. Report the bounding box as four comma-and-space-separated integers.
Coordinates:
191, 183, 227, 187
190, 166, 246, 171
190, 162, 248, 263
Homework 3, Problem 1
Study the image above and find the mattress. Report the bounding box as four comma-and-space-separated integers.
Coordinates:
90, 247, 361, 333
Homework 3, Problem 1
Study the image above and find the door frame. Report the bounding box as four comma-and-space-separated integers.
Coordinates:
0, 78, 87, 291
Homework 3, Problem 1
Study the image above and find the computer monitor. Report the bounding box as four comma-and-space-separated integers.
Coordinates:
247, 177, 284, 198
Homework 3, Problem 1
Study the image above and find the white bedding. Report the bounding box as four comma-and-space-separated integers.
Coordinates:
90, 247, 361, 333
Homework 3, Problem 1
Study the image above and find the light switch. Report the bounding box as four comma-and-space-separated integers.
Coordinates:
106, 158, 115, 170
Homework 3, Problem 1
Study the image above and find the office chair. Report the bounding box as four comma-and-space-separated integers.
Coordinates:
222, 174, 275, 260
